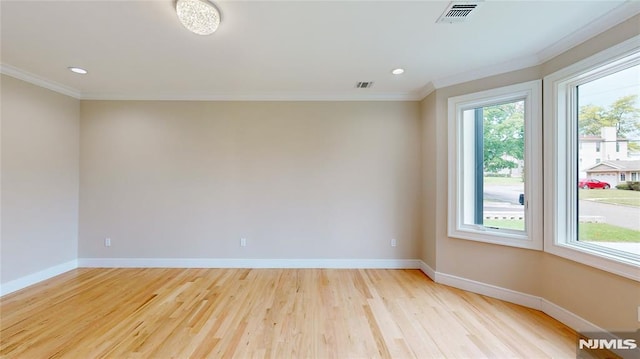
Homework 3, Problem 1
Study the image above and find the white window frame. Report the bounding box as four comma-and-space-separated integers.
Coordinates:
448, 80, 542, 250
543, 35, 640, 281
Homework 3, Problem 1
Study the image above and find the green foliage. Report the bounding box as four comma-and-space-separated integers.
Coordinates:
578, 104, 607, 136
628, 181, 640, 191
482, 220, 640, 242
483, 219, 524, 231
579, 94, 640, 140
481, 94, 639, 174
482, 101, 524, 173
617, 181, 640, 191
616, 183, 631, 190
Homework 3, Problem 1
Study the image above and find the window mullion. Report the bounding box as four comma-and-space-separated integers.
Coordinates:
474, 107, 484, 226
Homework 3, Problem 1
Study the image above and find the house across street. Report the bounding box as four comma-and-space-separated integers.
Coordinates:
585, 160, 640, 187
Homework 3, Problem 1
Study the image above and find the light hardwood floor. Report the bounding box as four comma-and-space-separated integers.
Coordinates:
1, 268, 584, 358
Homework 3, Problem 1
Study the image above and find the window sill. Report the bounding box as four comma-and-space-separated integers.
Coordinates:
449, 226, 542, 251
545, 239, 640, 282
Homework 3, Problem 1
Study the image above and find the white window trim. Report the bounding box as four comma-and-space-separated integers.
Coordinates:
448, 80, 542, 250
543, 35, 640, 282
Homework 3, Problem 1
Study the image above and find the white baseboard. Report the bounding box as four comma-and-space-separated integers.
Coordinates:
542, 299, 627, 358
417, 261, 610, 344
434, 271, 543, 310
541, 300, 630, 359
419, 260, 436, 281
0, 260, 78, 297
0, 257, 614, 348
1, 258, 419, 297
78, 257, 422, 269
540, 299, 606, 334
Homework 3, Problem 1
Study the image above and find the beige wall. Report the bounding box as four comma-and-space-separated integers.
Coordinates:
542, 255, 639, 331
419, 92, 436, 269
1, 75, 80, 283
422, 15, 640, 331
539, 14, 640, 332
2, 11, 638, 333
542, 14, 640, 76
79, 101, 421, 259
428, 66, 545, 297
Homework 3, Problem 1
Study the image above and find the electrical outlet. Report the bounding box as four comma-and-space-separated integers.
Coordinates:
104, 238, 111, 247
391, 238, 397, 247
240, 238, 247, 247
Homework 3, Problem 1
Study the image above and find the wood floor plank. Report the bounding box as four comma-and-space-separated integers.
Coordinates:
1, 268, 587, 358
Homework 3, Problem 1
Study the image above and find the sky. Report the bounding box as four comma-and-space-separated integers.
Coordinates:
578, 63, 640, 145
578, 64, 640, 108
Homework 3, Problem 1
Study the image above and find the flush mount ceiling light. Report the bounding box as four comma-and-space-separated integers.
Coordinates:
68, 67, 88, 74
176, 0, 221, 35
391, 68, 405, 75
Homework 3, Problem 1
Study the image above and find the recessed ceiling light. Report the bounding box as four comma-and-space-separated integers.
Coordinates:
392, 68, 405, 75
176, 0, 221, 35
67, 66, 88, 75
68, 67, 88, 74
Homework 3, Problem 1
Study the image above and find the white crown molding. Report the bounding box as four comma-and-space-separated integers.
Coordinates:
2, 1, 636, 103
415, 82, 436, 100
0, 260, 78, 297
426, 1, 640, 96
536, 1, 640, 65
431, 55, 540, 90
78, 257, 422, 269
0, 63, 420, 101
79, 91, 422, 102
0, 64, 81, 99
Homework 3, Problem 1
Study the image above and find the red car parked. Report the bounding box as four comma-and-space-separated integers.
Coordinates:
578, 178, 610, 189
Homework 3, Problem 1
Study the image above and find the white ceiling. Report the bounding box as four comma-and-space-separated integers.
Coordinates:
1, 0, 639, 100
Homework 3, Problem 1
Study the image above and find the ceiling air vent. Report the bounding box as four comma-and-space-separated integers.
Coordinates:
436, 2, 480, 23
356, 81, 374, 89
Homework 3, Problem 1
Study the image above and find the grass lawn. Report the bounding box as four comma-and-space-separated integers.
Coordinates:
579, 188, 640, 207
579, 223, 640, 243
483, 220, 640, 243
483, 219, 524, 231
484, 177, 523, 185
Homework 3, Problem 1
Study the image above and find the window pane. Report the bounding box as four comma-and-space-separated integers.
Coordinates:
577, 64, 640, 256
462, 100, 526, 231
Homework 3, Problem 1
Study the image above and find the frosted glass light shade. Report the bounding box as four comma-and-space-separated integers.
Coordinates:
176, 0, 220, 35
